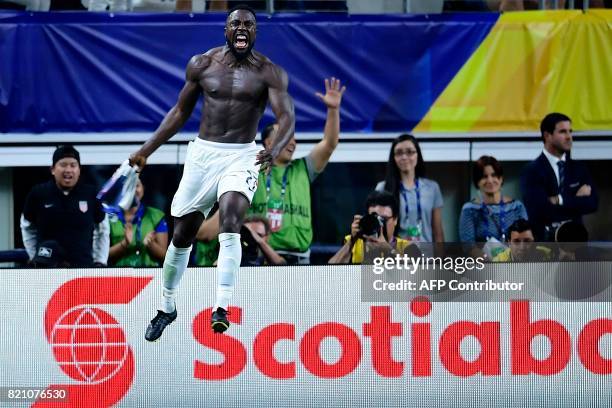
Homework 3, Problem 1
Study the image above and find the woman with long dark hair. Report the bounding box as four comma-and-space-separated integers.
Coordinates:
376, 134, 444, 242
459, 155, 527, 244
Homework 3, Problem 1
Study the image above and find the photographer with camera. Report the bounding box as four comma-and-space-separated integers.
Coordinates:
329, 191, 415, 264
195, 212, 286, 266
241, 215, 287, 266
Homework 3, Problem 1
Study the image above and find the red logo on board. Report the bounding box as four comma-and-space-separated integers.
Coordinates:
36, 277, 152, 407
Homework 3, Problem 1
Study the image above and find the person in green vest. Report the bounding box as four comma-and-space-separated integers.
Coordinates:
108, 179, 168, 267
249, 77, 346, 264
193, 236, 219, 267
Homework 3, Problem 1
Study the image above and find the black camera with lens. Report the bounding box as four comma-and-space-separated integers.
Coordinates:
358, 213, 386, 238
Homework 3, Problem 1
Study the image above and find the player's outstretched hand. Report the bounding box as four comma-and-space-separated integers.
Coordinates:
256, 149, 273, 174
315, 77, 346, 110
129, 153, 147, 172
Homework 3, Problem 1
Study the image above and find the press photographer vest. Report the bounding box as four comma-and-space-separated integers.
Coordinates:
345, 235, 412, 264
249, 158, 312, 253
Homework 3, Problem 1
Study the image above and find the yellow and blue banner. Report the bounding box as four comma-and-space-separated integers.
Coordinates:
416, 10, 612, 133
0, 11, 609, 134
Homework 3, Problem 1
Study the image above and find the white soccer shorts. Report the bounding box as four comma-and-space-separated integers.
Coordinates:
171, 138, 261, 218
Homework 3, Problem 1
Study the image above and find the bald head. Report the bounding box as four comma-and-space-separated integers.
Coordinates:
225, 7, 257, 60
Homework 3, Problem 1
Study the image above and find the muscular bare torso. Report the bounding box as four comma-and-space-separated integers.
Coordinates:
131, 43, 292, 174
191, 47, 276, 144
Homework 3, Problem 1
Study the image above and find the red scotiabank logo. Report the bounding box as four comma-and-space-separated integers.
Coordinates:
35, 277, 152, 408
32, 278, 612, 407
192, 299, 612, 380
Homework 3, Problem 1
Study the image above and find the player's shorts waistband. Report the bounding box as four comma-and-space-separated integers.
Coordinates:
193, 137, 257, 150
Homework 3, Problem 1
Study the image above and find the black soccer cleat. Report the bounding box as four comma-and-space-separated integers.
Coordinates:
145, 309, 177, 342
211, 307, 230, 333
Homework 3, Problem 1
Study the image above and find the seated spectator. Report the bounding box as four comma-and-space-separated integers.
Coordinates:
492, 219, 551, 262
555, 220, 589, 261
20, 145, 109, 267
329, 191, 418, 264
241, 215, 286, 266
376, 134, 444, 243
555, 219, 589, 243
108, 179, 168, 267
520, 113, 598, 241
248, 77, 345, 265
459, 155, 528, 245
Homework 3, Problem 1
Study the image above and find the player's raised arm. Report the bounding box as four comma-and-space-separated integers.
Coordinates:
129, 55, 207, 168
259, 64, 295, 167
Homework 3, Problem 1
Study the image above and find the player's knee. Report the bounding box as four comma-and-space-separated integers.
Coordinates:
172, 229, 194, 248
219, 215, 242, 234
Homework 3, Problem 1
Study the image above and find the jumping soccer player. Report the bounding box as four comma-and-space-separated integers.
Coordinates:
129, 4, 295, 340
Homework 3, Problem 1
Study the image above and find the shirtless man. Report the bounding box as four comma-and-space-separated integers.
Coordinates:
130, 5, 295, 340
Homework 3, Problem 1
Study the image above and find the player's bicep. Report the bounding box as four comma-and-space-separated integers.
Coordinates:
267, 66, 292, 117
175, 81, 201, 114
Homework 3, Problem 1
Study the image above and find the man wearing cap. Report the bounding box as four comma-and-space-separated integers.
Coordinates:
20, 145, 110, 267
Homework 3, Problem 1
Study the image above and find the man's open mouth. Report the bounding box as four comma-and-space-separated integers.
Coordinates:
234, 34, 248, 50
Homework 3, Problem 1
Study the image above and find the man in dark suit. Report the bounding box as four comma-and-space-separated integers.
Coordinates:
520, 113, 598, 241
